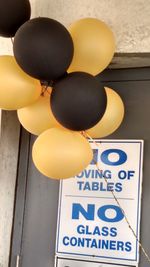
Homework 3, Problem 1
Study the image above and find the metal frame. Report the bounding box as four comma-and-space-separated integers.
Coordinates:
9, 128, 30, 267
9, 67, 150, 267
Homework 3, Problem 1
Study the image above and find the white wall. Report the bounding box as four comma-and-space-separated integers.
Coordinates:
0, 112, 20, 267
0, 110, 1, 134
0, 1, 150, 266
1, 1, 150, 58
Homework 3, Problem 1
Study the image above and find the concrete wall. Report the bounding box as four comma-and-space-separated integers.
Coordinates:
0, 112, 20, 267
0, 1, 150, 266
0, 0, 150, 66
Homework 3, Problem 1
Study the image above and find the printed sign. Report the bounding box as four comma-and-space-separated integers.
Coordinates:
56, 140, 143, 265
56, 258, 136, 267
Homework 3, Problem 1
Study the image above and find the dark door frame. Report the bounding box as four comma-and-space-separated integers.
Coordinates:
9, 67, 150, 267
9, 129, 31, 267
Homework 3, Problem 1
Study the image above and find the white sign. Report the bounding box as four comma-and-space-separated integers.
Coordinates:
56, 257, 135, 267
56, 140, 144, 266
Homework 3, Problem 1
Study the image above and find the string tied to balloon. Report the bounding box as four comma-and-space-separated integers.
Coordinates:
41, 85, 48, 96
40, 72, 68, 96
11, 38, 14, 45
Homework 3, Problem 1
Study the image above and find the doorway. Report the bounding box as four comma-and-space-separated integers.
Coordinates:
10, 68, 150, 267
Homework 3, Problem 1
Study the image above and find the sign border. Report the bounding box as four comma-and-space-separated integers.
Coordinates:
55, 256, 138, 267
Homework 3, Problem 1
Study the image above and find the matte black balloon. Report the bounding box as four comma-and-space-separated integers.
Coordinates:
13, 17, 74, 82
51, 72, 107, 131
0, 0, 31, 37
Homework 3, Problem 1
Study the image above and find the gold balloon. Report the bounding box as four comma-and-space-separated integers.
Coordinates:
17, 89, 62, 135
87, 87, 124, 138
68, 18, 115, 75
0, 55, 41, 110
32, 128, 93, 179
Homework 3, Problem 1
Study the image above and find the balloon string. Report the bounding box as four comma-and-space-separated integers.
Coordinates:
11, 38, 14, 45
41, 85, 50, 96
83, 131, 150, 264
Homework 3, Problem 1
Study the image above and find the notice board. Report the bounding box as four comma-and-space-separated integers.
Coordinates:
56, 140, 144, 266
56, 257, 136, 267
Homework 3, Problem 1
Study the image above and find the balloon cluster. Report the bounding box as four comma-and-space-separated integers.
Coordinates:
0, 0, 125, 179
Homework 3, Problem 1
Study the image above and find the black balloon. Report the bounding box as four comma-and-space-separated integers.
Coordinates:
0, 0, 31, 37
13, 17, 74, 82
51, 72, 107, 131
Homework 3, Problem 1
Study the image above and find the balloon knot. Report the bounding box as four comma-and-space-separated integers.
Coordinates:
48, 80, 54, 87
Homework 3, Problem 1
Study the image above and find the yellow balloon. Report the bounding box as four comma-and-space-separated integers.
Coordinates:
68, 18, 115, 75
0, 55, 41, 110
87, 87, 124, 138
17, 89, 62, 135
32, 128, 93, 179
